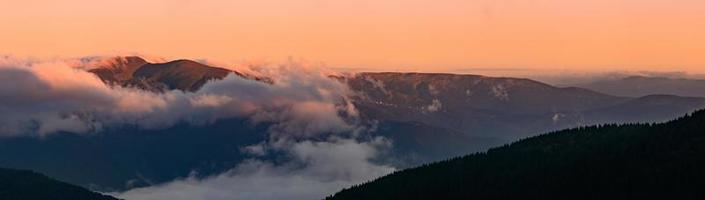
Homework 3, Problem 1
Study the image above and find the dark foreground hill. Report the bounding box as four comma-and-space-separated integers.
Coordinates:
328, 110, 705, 200
0, 168, 119, 200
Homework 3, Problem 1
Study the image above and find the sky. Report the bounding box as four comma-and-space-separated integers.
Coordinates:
1, 0, 704, 73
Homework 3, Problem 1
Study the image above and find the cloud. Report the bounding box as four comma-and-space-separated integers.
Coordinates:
0, 57, 150, 136
428, 84, 440, 96
423, 99, 443, 113
114, 138, 395, 200
491, 84, 509, 101
110, 60, 394, 200
363, 76, 391, 97
0, 55, 394, 199
552, 113, 565, 124
0, 56, 356, 138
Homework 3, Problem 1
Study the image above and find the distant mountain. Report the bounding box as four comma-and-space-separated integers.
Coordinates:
584, 94, 705, 124
0, 168, 119, 200
88, 56, 269, 92
88, 61, 705, 140
327, 110, 705, 200
579, 76, 705, 97
348, 72, 625, 115
345, 72, 705, 140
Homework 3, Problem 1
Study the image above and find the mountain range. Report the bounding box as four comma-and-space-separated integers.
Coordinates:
1, 56, 704, 194
345, 72, 705, 148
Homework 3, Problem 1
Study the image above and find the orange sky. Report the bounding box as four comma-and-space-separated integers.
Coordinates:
1, 0, 704, 73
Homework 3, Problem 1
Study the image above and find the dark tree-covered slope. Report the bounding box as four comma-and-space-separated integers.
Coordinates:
328, 109, 705, 200
0, 168, 119, 200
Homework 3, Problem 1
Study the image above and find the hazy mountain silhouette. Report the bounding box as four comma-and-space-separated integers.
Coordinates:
579, 76, 705, 97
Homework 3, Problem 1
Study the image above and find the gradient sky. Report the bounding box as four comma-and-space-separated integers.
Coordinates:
1, 0, 704, 73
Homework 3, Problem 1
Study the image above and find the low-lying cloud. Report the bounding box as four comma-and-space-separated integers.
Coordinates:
115, 138, 394, 200
0, 55, 394, 199
0, 56, 355, 137
0, 57, 157, 136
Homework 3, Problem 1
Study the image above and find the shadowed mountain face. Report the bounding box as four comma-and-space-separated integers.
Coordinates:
579, 76, 705, 97
584, 94, 705, 124
0, 118, 269, 191
132, 59, 231, 92
0, 168, 120, 200
327, 110, 705, 200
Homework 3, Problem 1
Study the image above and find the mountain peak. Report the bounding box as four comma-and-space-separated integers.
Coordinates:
88, 57, 232, 92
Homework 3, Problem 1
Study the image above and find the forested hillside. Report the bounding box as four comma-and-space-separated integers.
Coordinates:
328, 109, 705, 200
0, 168, 119, 200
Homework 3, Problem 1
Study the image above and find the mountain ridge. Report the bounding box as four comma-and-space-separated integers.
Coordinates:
343, 72, 705, 141
579, 75, 705, 97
